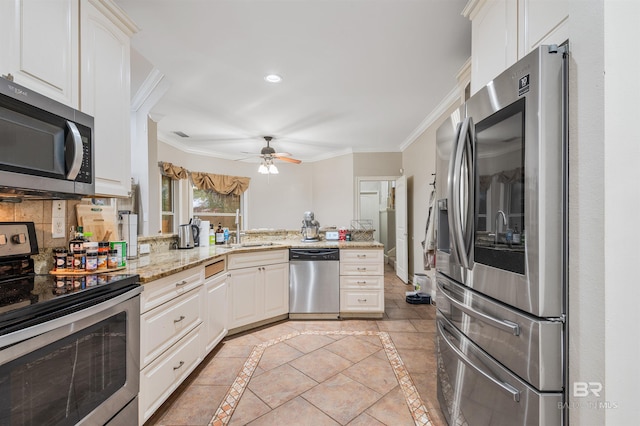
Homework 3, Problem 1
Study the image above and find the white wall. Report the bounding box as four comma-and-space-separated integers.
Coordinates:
602, 1, 640, 424
402, 102, 460, 281
311, 154, 354, 228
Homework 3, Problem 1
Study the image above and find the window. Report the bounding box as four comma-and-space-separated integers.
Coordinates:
161, 175, 176, 233
192, 187, 243, 230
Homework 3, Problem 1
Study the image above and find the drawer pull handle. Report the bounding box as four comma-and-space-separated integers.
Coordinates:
175, 280, 188, 287
357, 254, 367, 258
357, 281, 367, 284
358, 298, 368, 303
173, 361, 184, 370
174, 315, 185, 323
357, 267, 367, 271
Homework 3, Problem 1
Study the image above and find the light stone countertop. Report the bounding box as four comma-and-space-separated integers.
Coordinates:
123, 240, 383, 283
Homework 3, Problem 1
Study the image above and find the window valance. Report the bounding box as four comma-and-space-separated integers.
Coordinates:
158, 162, 188, 180
190, 172, 250, 195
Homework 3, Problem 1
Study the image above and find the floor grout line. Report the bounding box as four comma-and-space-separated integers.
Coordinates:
208, 330, 432, 426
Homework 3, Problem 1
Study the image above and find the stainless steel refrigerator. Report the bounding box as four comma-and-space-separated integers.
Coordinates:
434, 44, 568, 425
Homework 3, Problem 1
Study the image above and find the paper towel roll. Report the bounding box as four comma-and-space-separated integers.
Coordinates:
199, 220, 210, 246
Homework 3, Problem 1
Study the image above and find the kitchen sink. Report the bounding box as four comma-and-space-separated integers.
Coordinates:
229, 242, 275, 248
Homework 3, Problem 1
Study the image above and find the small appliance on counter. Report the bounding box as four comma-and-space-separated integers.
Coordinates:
177, 220, 199, 249
119, 212, 137, 259
301, 211, 320, 242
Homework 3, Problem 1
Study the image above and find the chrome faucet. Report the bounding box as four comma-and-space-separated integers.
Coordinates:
235, 208, 242, 245
494, 210, 507, 244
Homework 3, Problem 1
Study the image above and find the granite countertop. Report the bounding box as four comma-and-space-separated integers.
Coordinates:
123, 240, 383, 283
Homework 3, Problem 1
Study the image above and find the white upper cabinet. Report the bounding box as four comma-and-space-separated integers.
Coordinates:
80, 0, 138, 197
464, 0, 518, 95
518, 0, 569, 56
465, 0, 569, 95
0, 0, 79, 107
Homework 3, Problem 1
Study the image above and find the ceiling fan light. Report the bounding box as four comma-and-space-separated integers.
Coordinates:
258, 163, 269, 174
268, 164, 279, 174
264, 74, 282, 83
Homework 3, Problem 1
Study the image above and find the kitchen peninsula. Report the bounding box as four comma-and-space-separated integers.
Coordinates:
125, 230, 383, 423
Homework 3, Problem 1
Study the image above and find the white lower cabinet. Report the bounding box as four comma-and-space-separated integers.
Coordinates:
138, 266, 205, 424
139, 325, 205, 424
227, 249, 289, 331
205, 259, 228, 354
340, 249, 384, 317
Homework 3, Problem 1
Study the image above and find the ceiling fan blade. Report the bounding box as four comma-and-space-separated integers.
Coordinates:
276, 156, 302, 164
273, 152, 293, 157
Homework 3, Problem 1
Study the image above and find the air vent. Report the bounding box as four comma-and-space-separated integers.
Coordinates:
173, 131, 189, 138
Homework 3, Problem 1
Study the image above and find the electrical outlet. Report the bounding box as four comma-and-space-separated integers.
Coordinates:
52, 217, 65, 238
139, 243, 151, 254
52, 201, 66, 238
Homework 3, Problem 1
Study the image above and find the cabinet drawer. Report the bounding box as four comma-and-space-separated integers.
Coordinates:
228, 249, 288, 270
340, 249, 383, 264
340, 290, 384, 312
139, 324, 205, 424
140, 267, 204, 313
340, 275, 384, 289
340, 262, 384, 276
141, 287, 204, 368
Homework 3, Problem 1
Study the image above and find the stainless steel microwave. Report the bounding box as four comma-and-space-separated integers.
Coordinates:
0, 76, 94, 200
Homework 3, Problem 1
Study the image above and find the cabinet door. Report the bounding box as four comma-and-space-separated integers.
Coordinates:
227, 267, 262, 329
0, 0, 79, 107
80, 0, 134, 197
518, 0, 569, 56
205, 273, 228, 353
468, 0, 518, 94
263, 263, 289, 318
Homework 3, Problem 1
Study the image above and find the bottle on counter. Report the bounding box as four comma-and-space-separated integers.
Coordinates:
54, 248, 67, 271
209, 224, 216, 245
513, 225, 521, 244
69, 226, 87, 255
215, 223, 224, 245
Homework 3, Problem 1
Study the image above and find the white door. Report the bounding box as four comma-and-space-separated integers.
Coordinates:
395, 176, 408, 283
359, 192, 380, 242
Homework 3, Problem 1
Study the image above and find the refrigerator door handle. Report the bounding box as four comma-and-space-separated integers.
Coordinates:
438, 319, 521, 402
449, 117, 474, 269
438, 280, 520, 336
447, 121, 463, 264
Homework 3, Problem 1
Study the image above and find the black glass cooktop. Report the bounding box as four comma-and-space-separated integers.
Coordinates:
0, 272, 140, 337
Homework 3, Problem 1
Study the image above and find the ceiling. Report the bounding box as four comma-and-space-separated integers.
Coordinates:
115, 0, 471, 164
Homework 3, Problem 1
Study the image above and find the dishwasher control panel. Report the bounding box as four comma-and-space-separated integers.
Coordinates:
289, 248, 340, 261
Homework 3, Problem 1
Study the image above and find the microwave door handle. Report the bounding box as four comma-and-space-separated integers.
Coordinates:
451, 117, 471, 269
437, 280, 520, 335
437, 319, 521, 402
447, 121, 463, 263
65, 121, 83, 180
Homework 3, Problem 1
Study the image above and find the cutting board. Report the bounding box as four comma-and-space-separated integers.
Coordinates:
75, 204, 118, 242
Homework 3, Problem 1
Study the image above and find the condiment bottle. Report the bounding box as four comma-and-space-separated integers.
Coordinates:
215, 224, 224, 245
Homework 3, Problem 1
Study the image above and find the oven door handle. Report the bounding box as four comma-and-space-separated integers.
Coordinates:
437, 319, 521, 402
0, 286, 142, 350
438, 280, 520, 336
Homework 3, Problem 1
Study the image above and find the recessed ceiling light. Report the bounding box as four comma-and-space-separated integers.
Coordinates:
264, 74, 282, 83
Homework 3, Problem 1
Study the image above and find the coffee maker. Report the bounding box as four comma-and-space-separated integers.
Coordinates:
301, 211, 320, 242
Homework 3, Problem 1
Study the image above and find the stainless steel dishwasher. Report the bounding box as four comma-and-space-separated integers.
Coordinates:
289, 248, 340, 319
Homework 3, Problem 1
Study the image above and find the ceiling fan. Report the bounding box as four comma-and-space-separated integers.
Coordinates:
246, 136, 302, 164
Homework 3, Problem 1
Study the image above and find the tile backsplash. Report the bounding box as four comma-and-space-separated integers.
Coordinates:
0, 199, 81, 250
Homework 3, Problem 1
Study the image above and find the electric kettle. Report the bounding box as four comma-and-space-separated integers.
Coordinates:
178, 222, 200, 249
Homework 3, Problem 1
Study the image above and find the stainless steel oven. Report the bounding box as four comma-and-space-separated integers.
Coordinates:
0, 222, 141, 426
435, 45, 568, 425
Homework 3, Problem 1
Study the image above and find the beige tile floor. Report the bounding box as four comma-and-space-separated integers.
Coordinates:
145, 265, 445, 426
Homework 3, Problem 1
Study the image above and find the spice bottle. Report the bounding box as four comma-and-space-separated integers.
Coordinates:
54, 248, 67, 271
97, 242, 109, 270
